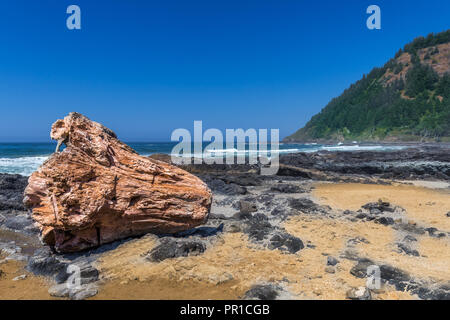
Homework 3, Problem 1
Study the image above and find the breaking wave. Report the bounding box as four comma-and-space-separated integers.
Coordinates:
0, 143, 407, 176
0, 156, 48, 176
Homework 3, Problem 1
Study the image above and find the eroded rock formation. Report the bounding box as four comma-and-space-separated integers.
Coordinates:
24, 112, 211, 252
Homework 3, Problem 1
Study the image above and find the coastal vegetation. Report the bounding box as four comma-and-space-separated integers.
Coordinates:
285, 30, 450, 142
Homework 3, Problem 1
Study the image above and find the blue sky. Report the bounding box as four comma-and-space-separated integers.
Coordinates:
0, 0, 449, 142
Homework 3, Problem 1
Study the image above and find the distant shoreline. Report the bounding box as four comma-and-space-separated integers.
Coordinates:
282, 140, 450, 147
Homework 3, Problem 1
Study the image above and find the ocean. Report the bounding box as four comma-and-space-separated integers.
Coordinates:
0, 142, 407, 176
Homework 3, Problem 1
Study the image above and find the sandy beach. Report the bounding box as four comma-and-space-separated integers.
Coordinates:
1, 170, 449, 300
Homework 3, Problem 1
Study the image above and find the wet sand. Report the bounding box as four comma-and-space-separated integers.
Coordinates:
0, 230, 54, 300
89, 182, 449, 300
0, 258, 54, 300
313, 183, 450, 232
312, 183, 450, 284
1, 182, 449, 300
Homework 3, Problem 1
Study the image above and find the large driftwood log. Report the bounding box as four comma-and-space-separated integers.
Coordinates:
24, 113, 211, 252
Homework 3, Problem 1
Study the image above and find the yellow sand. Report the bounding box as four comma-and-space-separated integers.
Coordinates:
2, 182, 448, 300
312, 183, 450, 282
313, 182, 450, 231
0, 259, 54, 300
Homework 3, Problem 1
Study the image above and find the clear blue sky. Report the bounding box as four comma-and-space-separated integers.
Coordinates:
0, 0, 449, 142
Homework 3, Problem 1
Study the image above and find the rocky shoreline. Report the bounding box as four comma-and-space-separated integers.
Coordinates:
0, 146, 449, 300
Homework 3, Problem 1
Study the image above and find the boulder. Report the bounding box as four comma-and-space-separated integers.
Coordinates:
268, 232, 304, 253
145, 238, 207, 262
397, 243, 419, 256
48, 283, 98, 300
23, 113, 212, 253
346, 287, 371, 300
239, 200, 257, 214
244, 284, 282, 300
327, 256, 339, 266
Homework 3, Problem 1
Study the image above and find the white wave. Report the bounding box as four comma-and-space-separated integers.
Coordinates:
320, 145, 406, 152
0, 144, 407, 176
205, 148, 239, 153
275, 148, 301, 153
0, 156, 48, 176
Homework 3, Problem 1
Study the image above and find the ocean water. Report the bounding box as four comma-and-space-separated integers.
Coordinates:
0, 142, 407, 176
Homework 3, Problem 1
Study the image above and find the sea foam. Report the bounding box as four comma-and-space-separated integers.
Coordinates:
0, 144, 407, 176
0, 156, 48, 176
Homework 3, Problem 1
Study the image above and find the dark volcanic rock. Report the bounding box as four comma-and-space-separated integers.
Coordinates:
276, 166, 313, 178
347, 237, 370, 245
238, 212, 304, 254
355, 212, 369, 220
403, 235, 417, 242
270, 208, 285, 216
245, 214, 272, 241
0, 174, 36, 234
349, 259, 413, 292
348, 258, 450, 300
426, 227, 438, 236
0, 174, 28, 211
350, 258, 375, 278
239, 200, 258, 214
254, 194, 275, 206
26, 248, 68, 278
327, 256, 339, 266
394, 223, 426, 235
416, 287, 450, 300
55, 262, 99, 285
3, 214, 34, 232
374, 217, 395, 226
270, 184, 304, 194
180, 163, 259, 176
200, 176, 247, 195
289, 198, 322, 213
146, 238, 206, 262
362, 200, 396, 213
379, 264, 411, 288
27, 250, 98, 289
222, 174, 262, 187
268, 232, 304, 254
423, 227, 447, 238
397, 243, 419, 256
244, 284, 282, 300
279, 147, 450, 180
232, 211, 254, 221
172, 224, 224, 238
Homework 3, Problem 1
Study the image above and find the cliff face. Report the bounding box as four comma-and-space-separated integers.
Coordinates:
285, 30, 450, 143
